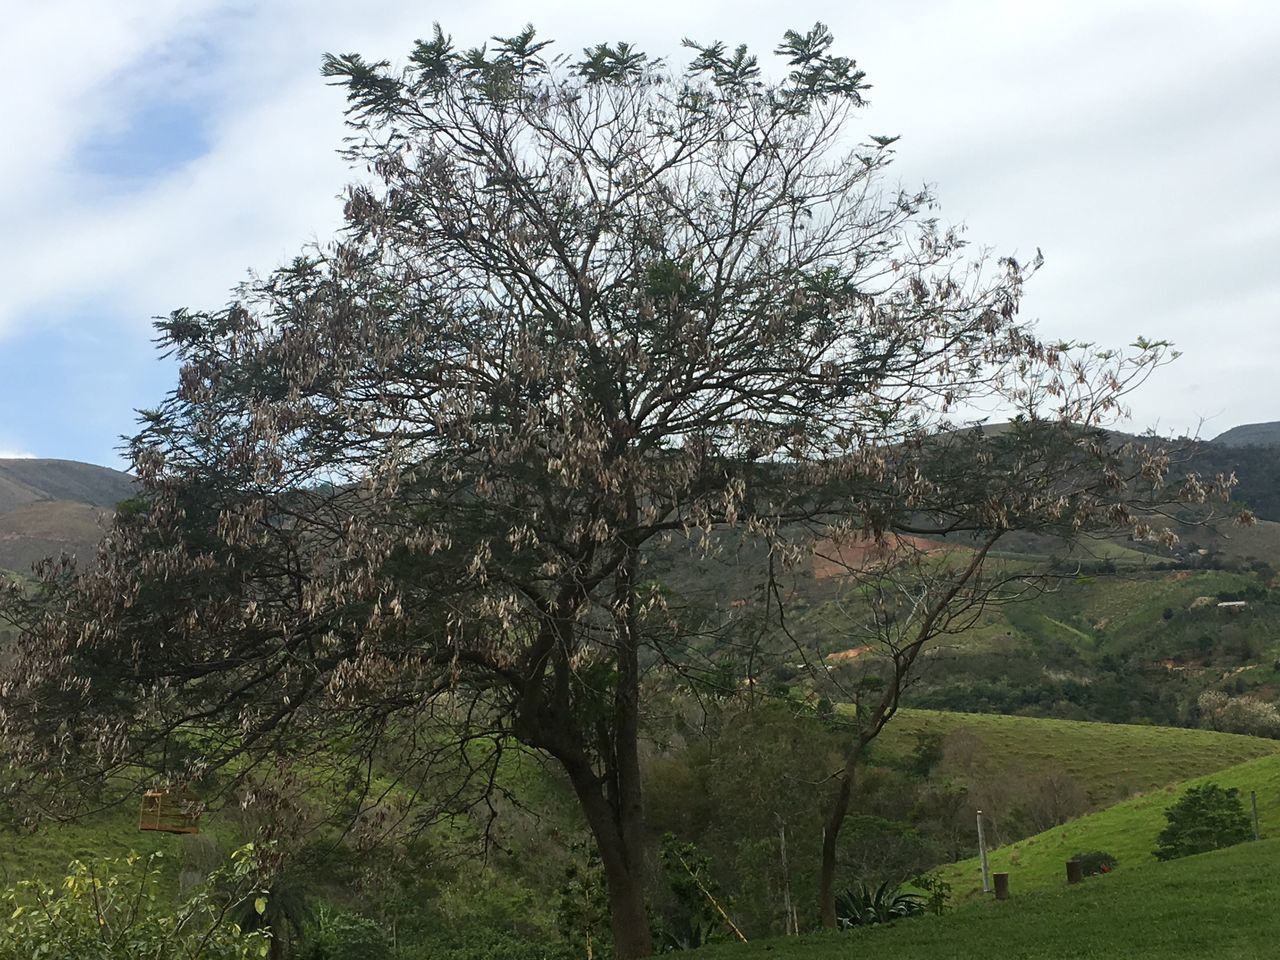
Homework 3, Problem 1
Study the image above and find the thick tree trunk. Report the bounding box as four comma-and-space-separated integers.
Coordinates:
565, 759, 654, 960
818, 771, 853, 929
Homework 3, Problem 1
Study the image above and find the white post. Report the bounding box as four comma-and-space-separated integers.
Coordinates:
777, 814, 795, 935
977, 809, 991, 893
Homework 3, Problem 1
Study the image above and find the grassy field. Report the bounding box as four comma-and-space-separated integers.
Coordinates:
876, 708, 1279, 808
703, 836, 1280, 960
935, 749, 1280, 897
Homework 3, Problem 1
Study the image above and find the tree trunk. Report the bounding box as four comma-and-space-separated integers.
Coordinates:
818, 771, 853, 929
565, 760, 654, 960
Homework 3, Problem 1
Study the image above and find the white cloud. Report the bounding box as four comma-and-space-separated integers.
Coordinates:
0, 449, 36, 459
1, 0, 1278, 442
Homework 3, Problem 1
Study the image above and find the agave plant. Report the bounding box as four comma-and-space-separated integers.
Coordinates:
656, 916, 720, 952
835, 881, 927, 929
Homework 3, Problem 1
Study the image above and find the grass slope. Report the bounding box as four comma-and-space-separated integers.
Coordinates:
936, 749, 1280, 896
0, 459, 134, 514
706, 837, 1280, 960
876, 709, 1279, 808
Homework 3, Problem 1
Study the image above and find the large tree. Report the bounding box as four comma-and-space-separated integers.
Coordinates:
0, 23, 1219, 956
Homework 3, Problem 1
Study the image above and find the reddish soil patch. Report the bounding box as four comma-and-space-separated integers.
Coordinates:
825, 644, 874, 663
812, 533, 956, 579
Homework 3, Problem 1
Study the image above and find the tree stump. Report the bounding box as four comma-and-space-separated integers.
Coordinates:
993, 872, 1010, 900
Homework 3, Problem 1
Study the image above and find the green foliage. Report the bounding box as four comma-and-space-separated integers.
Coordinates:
555, 843, 609, 957
655, 835, 731, 950
229, 866, 313, 957
909, 872, 951, 915
1071, 850, 1117, 876
0, 847, 270, 960
834, 881, 926, 928
1154, 783, 1253, 861
296, 905, 391, 960
403, 933, 579, 960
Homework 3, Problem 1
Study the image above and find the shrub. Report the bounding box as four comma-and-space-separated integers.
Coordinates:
0, 847, 271, 960
910, 873, 951, 915
834, 881, 927, 929
297, 906, 391, 960
1071, 851, 1117, 877
1154, 783, 1253, 861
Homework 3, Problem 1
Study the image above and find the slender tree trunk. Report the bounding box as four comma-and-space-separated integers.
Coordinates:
818, 770, 853, 929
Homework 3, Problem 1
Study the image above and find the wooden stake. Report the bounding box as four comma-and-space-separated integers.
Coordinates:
993, 872, 1010, 901
976, 810, 991, 893
1252, 790, 1261, 841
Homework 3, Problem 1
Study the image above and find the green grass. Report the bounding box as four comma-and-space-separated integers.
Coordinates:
876, 709, 1279, 808
0, 806, 199, 889
935, 749, 1280, 897
703, 837, 1280, 959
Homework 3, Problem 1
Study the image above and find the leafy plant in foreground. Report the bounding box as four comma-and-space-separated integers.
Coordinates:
0, 846, 271, 960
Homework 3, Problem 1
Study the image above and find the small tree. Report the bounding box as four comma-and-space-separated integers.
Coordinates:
1153, 783, 1253, 861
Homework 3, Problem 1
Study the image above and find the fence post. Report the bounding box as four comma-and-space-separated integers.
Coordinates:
1251, 791, 1261, 841
993, 872, 1010, 901
977, 809, 991, 893
776, 814, 796, 935
1066, 859, 1083, 884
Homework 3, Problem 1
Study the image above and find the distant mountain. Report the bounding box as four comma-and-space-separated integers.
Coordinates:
0, 459, 135, 513
1212, 421, 1280, 448
0, 459, 134, 574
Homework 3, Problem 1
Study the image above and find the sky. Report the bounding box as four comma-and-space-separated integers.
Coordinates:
2, 0, 1278, 467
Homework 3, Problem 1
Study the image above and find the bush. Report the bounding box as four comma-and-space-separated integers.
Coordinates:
834, 881, 927, 929
1154, 783, 1253, 861
910, 873, 951, 915
297, 906, 391, 960
1071, 851, 1117, 877
0, 847, 271, 960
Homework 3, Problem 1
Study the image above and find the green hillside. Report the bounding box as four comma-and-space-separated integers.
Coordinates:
877, 709, 1279, 808
936, 749, 1280, 896
703, 837, 1280, 960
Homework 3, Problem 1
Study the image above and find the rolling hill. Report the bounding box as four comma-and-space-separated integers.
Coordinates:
0, 458, 134, 574
1212, 420, 1280, 448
